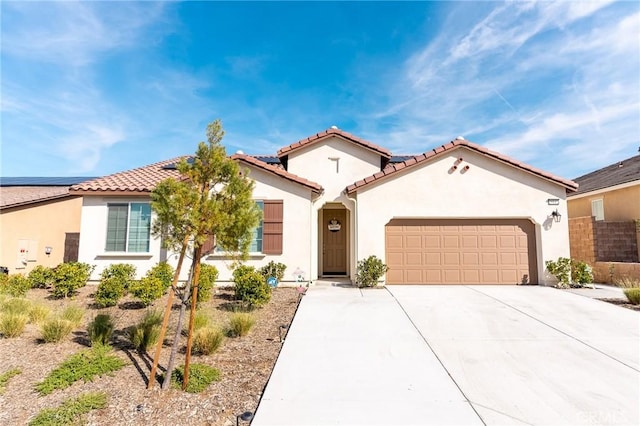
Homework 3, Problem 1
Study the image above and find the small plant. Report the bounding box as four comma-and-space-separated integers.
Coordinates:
545, 257, 593, 288
95, 263, 136, 307
52, 262, 94, 298
87, 314, 114, 347
129, 276, 164, 306
34, 346, 125, 395
259, 261, 287, 282
29, 304, 51, 324
0, 313, 29, 338
192, 327, 225, 355
0, 274, 31, 297
615, 276, 640, 289
624, 288, 640, 305
28, 266, 55, 289
227, 312, 255, 337
193, 309, 211, 331
29, 392, 107, 426
148, 262, 175, 292
0, 368, 21, 394
60, 304, 85, 327
40, 318, 74, 343
196, 264, 218, 304
356, 255, 389, 288
233, 265, 271, 308
128, 309, 162, 352
170, 363, 220, 393
1, 297, 32, 315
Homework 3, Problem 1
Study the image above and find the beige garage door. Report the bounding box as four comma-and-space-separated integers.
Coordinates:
385, 219, 537, 285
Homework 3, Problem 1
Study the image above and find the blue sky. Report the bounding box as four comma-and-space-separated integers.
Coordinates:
1, 1, 639, 180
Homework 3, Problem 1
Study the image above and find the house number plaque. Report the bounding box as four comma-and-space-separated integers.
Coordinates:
327, 218, 341, 232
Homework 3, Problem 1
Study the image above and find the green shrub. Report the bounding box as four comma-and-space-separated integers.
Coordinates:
259, 261, 287, 282
128, 310, 162, 352
1, 297, 32, 315
227, 312, 255, 337
0, 313, 29, 338
52, 262, 94, 298
0, 274, 31, 297
233, 266, 271, 308
129, 276, 164, 306
192, 327, 225, 355
170, 363, 220, 393
95, 264, 136, 307
148, 262, 175, 292
356, 255, 389, 288
34, 346, 125, 395
624, 288, 640, 305
196, 264, 218, 304
60, 305, 85, 327
28, 266, 55, 289
193, 309, 211, 331
29, 392, 107, 426
87, 314, 114, 346
29, 304, 51, 324
40, 318, 74, 343
0, 368, 21, 394
545, 257, 594, 288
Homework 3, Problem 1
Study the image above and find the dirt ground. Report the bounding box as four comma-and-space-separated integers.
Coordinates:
0, 285, 300, 425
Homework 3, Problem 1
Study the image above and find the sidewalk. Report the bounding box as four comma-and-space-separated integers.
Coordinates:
251, 285, 482, 426
563, 283, 628, 300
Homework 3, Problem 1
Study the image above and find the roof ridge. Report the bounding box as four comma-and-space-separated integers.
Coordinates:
277, 127, 392, 158
231, 154, 323, 193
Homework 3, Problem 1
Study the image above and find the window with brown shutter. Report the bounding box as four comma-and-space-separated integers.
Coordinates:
262, 200, 283, 254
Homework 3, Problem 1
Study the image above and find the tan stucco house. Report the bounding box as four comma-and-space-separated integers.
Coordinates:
0, 178, 88, 274
71, 127, 578, 286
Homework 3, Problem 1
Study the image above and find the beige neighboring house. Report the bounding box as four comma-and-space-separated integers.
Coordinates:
71, 127, 577, 286
567, 154, 640, 281
0, 177, 90, 274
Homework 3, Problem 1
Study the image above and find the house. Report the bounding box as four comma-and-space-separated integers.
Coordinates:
0, 177, 90, 274
70, 127, 578, 285
567, 154, 640, 281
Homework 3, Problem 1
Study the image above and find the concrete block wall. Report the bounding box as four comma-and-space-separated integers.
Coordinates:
594, 221, 639, 263
593, 262, 640, 284
568, 216, 596, 264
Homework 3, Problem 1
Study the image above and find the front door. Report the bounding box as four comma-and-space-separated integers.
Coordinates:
322, 209, 347, 275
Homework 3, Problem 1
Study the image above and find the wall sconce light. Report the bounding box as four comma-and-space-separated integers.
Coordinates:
236, 411, 253, 426
547, 198, 560, 206
45, 246, 53, 256
551, 209, 562, 223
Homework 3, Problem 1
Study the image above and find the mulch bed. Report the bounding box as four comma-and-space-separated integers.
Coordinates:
0, 286, 300, 425
597, 298, 640, 312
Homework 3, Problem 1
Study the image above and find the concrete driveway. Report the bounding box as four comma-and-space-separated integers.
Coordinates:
253, 285, 639, 425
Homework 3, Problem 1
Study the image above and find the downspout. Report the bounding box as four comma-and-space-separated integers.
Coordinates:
346, 190, 358, 284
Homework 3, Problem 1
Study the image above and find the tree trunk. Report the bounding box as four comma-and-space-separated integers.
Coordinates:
182, 244, 203, 390
148, 237, 189, 389
161, 254, 195, 390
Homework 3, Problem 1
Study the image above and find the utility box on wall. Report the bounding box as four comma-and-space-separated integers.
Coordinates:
16, 239, 38, 269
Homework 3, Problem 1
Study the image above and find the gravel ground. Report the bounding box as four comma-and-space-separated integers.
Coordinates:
0, 286, 300, 425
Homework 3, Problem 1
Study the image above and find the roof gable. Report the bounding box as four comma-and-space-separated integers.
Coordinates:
277, 127, 391, 159
346, 139, 578, 194
570, 154, 640, 196
231, 154, 323, 194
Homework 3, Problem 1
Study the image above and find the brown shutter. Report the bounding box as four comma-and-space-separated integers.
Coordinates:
63, 233, 80, 263
201, 234, 215, 256
262, 200, 283, 255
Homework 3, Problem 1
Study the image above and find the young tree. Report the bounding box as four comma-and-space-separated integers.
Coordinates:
148, 119, 262, 390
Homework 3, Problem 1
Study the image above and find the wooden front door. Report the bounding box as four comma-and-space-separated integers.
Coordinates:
322, 209, 347, 275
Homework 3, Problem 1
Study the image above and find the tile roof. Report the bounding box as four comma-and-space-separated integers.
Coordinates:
231, 154, 323, 194
345, 139, 578, 194
70, 156, 187, 195
569, 154, 640, 196
277, 127, 392, 159
0, 186, 78, 209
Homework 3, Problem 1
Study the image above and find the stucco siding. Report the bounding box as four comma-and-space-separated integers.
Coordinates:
568, 184, 640, 221
354, 148, 571, 285
0, 197, 82, 274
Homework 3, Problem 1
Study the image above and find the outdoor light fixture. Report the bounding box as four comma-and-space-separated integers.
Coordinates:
44, 246, 52, 256
236, 411, 253, 426
278, 324, 289, 342
551, 209, 562, 223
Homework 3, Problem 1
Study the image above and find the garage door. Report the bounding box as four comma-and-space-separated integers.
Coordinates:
385, 219, 537, 285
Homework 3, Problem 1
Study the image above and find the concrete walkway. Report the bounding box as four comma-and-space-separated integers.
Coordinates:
253, 285, 639, 426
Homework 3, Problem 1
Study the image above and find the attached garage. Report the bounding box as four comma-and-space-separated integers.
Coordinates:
385, 219, 537, 285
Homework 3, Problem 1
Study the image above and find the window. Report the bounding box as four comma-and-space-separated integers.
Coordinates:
105, 203, 151, 252
250, 201, 264, 252
591, 199, 604, 221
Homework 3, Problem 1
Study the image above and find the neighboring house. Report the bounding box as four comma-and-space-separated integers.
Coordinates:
567, 154, 640, 281
0, 177, 90, 274
71, 127, 577, 286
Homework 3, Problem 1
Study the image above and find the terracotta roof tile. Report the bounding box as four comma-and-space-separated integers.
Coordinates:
345, 139, 578, 194
277, 127, 392, 158
231, 154, 323, 194
569, 154, 640, 196
0, 186, 77, 209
